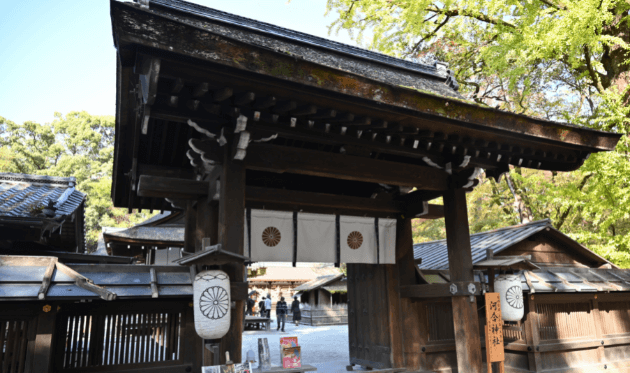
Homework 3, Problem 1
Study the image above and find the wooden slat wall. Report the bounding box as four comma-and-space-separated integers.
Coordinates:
56, 311, 182, 371
535, 302, 596, 341
599, 301, 630, 336
503, 322, 526, 342
0, 319, 30, 373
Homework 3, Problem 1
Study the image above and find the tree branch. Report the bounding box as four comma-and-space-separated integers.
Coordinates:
584, 45, 605, 93
427, 6, 516, 28
555, 173, 593, 230
537, 0, 567, 10
408, 15, 451, 56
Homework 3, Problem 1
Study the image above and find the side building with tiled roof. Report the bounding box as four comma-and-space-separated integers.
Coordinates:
0, 172, 87, 255
412, 219, 630, 373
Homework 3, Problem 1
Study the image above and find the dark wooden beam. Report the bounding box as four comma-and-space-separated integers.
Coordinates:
443, 188, 483, 373
399, 282, 482, 298
138, 175, 446, 218
398, 190, 443, 217
244, 144, 448, 190
137, 163, 195, 180
418, 204, 444, 219
246, 186, 403, 214
138, 175, 206, 199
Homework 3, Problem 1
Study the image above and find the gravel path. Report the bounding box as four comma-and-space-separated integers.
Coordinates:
242, 321, 353, 372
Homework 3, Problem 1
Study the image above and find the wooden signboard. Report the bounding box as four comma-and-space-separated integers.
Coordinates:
485, 293, 505, 373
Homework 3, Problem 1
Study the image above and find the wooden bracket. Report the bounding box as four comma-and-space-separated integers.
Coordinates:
134, 54, 161, 105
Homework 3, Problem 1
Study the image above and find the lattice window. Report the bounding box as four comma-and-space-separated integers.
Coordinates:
599, 301, 630, 336
536, 303, 595, 341
0, 319, 30, 373
59, 312, 182, 369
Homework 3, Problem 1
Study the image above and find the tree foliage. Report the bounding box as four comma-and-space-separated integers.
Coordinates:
328, 0, 630, 266
0, 112, 155, 251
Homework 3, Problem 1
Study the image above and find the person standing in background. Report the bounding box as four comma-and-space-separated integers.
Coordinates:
264, 296, 272, 319
246, 295, 255, 316
276, 297, 288, 332
291, 296, 301, 326
258, 297, 266, 317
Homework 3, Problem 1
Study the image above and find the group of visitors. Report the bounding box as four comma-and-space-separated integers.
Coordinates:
245, 293, 302, 332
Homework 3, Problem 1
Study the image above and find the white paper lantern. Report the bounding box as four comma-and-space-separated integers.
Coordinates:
194, 270, 231, 339
495, 274, 524, 321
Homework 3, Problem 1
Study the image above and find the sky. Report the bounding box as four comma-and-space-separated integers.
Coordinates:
0, 0, 358, 125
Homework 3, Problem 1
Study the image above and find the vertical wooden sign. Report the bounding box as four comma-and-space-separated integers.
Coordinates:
485, 293, 505, 373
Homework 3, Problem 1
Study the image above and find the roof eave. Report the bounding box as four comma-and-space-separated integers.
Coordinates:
110, 1, 620, 156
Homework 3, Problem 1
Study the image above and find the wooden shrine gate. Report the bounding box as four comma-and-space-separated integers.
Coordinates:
108, 0, 620, 371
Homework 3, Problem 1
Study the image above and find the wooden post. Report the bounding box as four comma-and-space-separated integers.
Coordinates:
184, 201, 197, 253
183, 304, 203, 372
486, 248, 496, 292
443, 188, 483, 373
592, 295, 605, 364
218, 140, 246, 364
395, 217, 423, 370
197, 197, 220, 366
524, 295, 542, 371
196, 197, 219, 252
30, 303, 57, 373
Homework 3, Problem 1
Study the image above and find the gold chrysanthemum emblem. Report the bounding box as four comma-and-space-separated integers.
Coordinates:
262, 227, 281, 247
347, 231, 363, 250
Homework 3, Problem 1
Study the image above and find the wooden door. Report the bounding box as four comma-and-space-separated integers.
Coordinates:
348, 264, 392, 369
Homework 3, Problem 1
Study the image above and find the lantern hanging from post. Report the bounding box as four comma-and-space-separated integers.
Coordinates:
494, 274, 524, 321
194, 269, 231, 339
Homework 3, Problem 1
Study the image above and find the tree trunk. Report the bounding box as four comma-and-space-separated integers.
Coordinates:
505, 173, 534, 224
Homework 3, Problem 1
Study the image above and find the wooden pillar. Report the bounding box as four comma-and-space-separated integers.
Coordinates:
395, 217, 423, 370
592, 295, 605, 364
218, 142, 246, 364
196, 197, 220, 365
524, 295, 542, 371
30, 303, 58, 373
443, 188, 483, 373
183, 304, 203, 372
196, 197, 219, 251
184, 201, 197, 253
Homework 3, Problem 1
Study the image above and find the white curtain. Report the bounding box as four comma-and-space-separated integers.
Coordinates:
250, 209, 294, 262
378, 218, 396, 264
340, 216, 377, 264
297, 212, 336, 262
245, 209, 397, 264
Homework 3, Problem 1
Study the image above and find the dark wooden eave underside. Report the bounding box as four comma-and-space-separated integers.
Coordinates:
110, 1, 621, 212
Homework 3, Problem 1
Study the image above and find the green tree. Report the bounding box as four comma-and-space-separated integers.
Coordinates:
0, 112, 155, 251
326, 0, 630, 265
